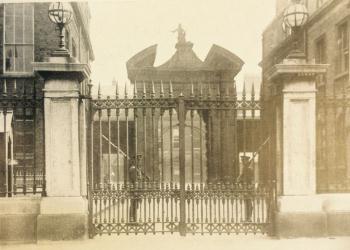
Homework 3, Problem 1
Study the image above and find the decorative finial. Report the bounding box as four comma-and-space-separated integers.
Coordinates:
142, 82, 146, 98
172, 24, 186, 44
124, 82, 128, 99
151, 81, 155, 98
115, 81, 119, 99
233, 81, 237, 100
160, 80, 164, 98
98, 82, 101, 99
133, 81, 137, 98
199, 82, 203, 98
242, 81, 246, 100
190, 81, 194, 98
169, 81, 173, 98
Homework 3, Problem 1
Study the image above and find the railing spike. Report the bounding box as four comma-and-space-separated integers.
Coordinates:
98, 82, 101, 99
225, 85, 229, 99
169, 81, 173, 98
190, 80, 194, 98
251, 82, 255, 101
133, 80, 137, 99
151, 80, 155, 98
208, 83, 211, 99
242, 81, 246, 100
160, 80, 164, 98
124, 81, 128, 99
115, 81, 119, 99
142, 81, 146, 98
233, 81, 237, 99
216, 86, 221, 99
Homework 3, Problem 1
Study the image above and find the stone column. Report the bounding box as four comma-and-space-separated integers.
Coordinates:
267, 58, 328, 237
33, 57, 90, 241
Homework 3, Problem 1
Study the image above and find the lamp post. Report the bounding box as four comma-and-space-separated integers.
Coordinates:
48, 2, 73, 57
282, 0, 309, 59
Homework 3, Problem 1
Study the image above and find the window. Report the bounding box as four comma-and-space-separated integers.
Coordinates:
315, 36, 327, 64
336, 22, 349, 74
3, 3, 34, 73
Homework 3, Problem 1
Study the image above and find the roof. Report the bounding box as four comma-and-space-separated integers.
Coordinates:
126, 41, 244, 80
158, 42, 203, 70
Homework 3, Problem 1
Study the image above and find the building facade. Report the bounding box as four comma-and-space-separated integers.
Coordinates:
0, 2, 93, 196
261, 0, 350, 193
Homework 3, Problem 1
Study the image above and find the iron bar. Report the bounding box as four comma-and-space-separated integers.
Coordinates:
143, 107, 147, 182
125, 107, 129, 184
4, 107, 8, 197
116, 108, 120, 183
169, 108, 174, 183
107, 103, 111, 183
178, 95, 186, 236
32, 81, 36, 194
22, 83, 27, 195
191, 110, 194, 184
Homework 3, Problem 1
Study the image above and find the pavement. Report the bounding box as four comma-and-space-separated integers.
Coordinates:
1, 235, 350, 250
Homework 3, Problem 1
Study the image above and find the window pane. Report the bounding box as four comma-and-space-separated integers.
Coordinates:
24, 15, 33, 44
5, 4, 14, 16
15, 14, 24, 44
24, 46, 34, 72
5, 15, 14, 44
15, 46, 24, 72
14, 3, 23, 16
24, 3, 33, 16
5, 46, 15, 72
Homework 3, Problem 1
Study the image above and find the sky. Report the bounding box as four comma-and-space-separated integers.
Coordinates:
89, 0, 276, 92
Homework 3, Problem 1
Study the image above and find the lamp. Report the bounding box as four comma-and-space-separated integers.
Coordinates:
48, 2, 73, 57
283, 0, 309, 59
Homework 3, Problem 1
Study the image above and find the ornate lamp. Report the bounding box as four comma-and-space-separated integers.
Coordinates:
282, 0, 309, 59
48, 2, 73, 57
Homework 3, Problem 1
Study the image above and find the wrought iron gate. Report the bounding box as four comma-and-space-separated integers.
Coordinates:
87, 81, 275, 237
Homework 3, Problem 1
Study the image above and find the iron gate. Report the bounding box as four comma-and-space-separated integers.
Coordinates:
87, 81, 275, 237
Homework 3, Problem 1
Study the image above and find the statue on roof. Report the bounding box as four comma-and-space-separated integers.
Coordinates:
172, 24, 186, 44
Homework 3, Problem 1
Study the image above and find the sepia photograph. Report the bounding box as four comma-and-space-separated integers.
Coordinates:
0, 0, 349, 249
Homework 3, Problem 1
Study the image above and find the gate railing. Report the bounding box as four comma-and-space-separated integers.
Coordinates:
91, 182, 272, 235
0, 78, 45, 197
316, 75, 350, 193
88, 80, 274, 236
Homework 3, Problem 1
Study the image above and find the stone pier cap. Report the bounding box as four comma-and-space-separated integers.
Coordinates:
267, 61, 329, 83
33, 57, 91, 82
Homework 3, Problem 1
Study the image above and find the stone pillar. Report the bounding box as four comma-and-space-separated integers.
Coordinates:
267, 58, 328, 237
33, 57, 90, 241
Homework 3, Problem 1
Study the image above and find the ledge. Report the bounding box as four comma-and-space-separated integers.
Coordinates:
33, 57, 91, 82
267, 62, 329, 82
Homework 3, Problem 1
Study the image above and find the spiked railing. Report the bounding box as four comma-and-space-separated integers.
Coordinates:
0, 79, 45, 197
87, 80, 270, 237
91, 81, 261, 111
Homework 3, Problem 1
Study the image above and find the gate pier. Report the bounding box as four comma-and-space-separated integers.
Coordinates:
267, 57, 330, 237
33, 56, 90, 240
